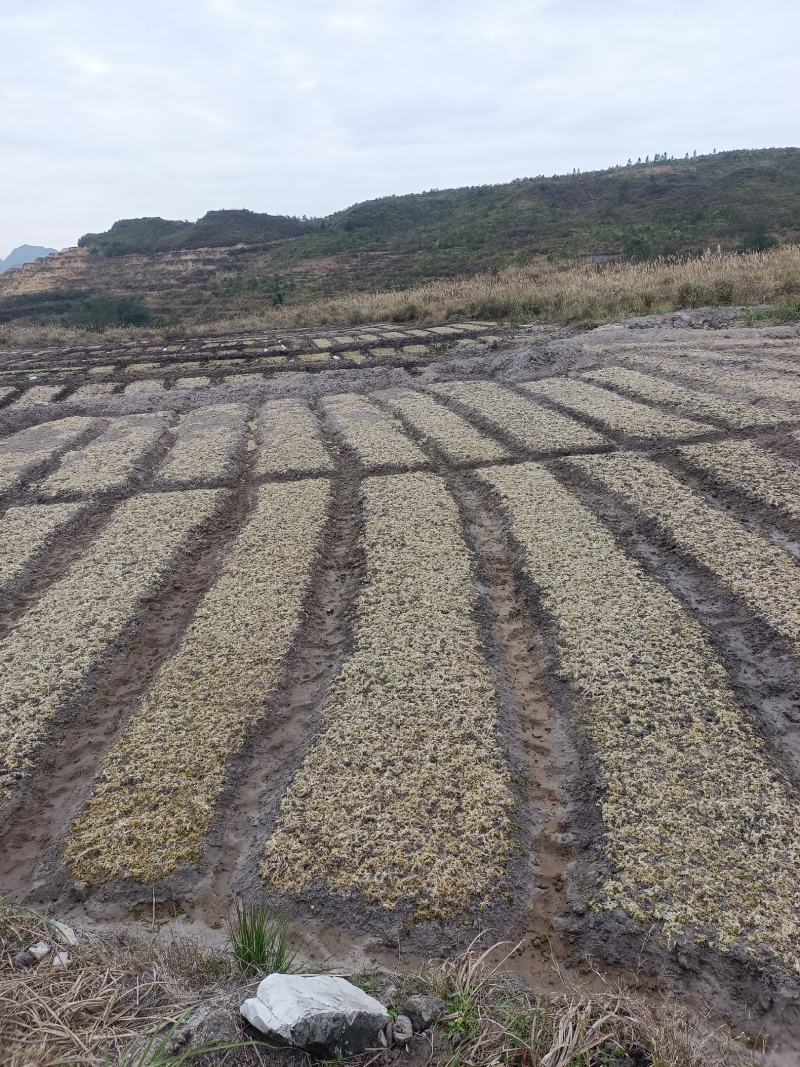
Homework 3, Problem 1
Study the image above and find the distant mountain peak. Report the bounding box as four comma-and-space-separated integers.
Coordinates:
0, 244, 57, 273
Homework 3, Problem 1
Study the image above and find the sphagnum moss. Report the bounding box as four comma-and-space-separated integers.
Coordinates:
66, 480, 330, 884
155, 402, 249, 486
68, 382, 117, 399
255, 398, 334, 477
480, 463, 800, 970
261, 472, 515, 919
0, 416, 101, 495
123, 378, 163, 395
318, 393, 429, 471
0, 489, 221, 798
584, 366, 784, 429
677, 438, 800, 521
377, 387, 510, 464
12, 384, 65, 407
37, 413, 171, 498
0, 502, 85, 593
620, 353, 800, 405
573, 452, 800, 655
521, 377, 710, 440
428, 380, 607, 454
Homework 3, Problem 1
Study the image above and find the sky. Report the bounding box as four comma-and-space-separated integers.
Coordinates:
1, 0, 798, 255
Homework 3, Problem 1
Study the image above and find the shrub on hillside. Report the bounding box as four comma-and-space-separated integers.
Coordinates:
64, 295, 154, 330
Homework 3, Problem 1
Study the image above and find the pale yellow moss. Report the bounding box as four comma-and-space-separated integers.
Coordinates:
38, 414, 170, 498
378, 388, 509, 464
262, 472, 515, 919
0, 490, 221, 797
0, 502, 85, 592
584, 367, 783, 429
255, 398, 334, 477
678, 439, 800, 520
319, 393, 428, 471
156, 403, 249, 486
521, 377, 709, 439
429, 380, 606, 453
574, 453, 800, 654
481, 463, 800, 970
66, 480, 330, 884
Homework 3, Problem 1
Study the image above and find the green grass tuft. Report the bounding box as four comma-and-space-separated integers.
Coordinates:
226, 900, 298, 977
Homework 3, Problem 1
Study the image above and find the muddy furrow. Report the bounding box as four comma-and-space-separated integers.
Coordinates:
622, 360, 800, 416
0, 505, 116, 642
193, 460, 363, 930
0, 413, 189, 637
655, 446, 800, 564
415, 381, 601, 462
450, 472, 582, 987
20, 412, 180, 507
556, 461, 800, 787
0, 477, 259, 908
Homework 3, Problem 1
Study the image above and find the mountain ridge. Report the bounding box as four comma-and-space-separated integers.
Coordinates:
2, 147, 799, 326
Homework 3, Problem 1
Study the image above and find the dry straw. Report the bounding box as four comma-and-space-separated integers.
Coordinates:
5, 245, 798, 348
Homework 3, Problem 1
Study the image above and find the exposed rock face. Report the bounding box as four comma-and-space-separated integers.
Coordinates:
0, 245, 246, 300
240, 974, 389, 1056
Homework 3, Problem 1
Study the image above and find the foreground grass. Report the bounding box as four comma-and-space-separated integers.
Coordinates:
2, 246, 800, 349
0, 903, 757, 1066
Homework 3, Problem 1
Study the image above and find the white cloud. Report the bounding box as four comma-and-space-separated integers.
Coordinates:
1, 0, 798, 253
60, 47, 113, 77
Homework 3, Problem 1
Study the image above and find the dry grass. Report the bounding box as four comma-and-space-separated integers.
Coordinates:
2, 246, 800, 349
425, 937, 753, 1067
0, 900, 232, 1066
1, 903, 757, 1067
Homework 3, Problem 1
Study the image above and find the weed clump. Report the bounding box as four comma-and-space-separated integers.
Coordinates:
226, 901, 298, 977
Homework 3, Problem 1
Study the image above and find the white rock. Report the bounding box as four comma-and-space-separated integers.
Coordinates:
28, 941, 51, 961
50, 920, 77, 945
52, 950, 71, 968
241, 973, 389, 1056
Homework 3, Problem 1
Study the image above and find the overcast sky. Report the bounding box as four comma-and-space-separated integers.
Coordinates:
1, 0, 798, 255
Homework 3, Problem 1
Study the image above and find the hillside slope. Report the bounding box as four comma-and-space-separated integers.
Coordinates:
2, 148, 798, 326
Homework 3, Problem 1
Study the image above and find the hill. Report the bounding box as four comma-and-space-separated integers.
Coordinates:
2, 147, 799, 326
78, 209, 315, 256
0, 244, 57, 274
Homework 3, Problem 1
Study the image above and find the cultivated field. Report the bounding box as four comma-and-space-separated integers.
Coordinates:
1, 316, 799, 1056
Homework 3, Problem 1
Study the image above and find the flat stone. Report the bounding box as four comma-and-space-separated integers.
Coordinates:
241, 973, 389, 1057
50, 920, 78, 945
